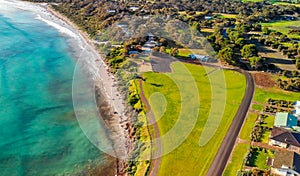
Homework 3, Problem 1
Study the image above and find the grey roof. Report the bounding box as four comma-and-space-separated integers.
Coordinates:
271, 128, 300, 147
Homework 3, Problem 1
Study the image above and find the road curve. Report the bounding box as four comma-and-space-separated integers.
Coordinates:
206, 70, 254, 176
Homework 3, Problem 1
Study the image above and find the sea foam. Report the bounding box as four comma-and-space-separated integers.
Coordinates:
35, 15, 78, 39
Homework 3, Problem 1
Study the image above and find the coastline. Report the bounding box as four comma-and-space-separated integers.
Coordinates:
45, 4, 132, 176
2, 0, 132, 175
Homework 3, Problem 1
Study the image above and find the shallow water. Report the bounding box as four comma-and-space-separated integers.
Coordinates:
0, 5, 110, 176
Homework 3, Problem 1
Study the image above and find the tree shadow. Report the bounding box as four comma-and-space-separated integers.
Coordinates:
150, 83, 163, 87
265, 57, 294, 65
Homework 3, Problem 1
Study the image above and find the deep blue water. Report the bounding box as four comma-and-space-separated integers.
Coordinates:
0, 7, 107, 176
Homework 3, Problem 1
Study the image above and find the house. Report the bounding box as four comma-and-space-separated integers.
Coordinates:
274, 112, 298, 130
129, 6, 139, 11
204, 16, 213, 20
269, 126, 300, 153
107, 9, 116, 13
188, 54, 209, 62
270, 151, 300, 176
128, 50, 139, 55
293, 101, 300, 118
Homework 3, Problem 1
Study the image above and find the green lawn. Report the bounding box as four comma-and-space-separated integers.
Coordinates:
240, 113, 258, 141
252, 104, 264, 111
261, 115, 274, 143
262, 115, 275, 129
242, 0, 263, 2
261, 130, 271, 143
178, 48, 207, 57
223, 143, 249, 176
261, 20, 300, 39
142, 62, 246, 176
254, 87, 299, 104
274, 2, 300, 7
251, 148, 274, 169
217, 13, 237, 19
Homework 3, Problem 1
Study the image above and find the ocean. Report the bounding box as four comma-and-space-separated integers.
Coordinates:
0, 3, 113, 176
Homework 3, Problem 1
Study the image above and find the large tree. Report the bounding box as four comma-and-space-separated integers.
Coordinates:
218, 47, 235, 64
241, 44, 258, 59
249, 56, 263, 69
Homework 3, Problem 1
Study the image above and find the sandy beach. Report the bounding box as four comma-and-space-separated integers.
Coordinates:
1, 0, 132, 175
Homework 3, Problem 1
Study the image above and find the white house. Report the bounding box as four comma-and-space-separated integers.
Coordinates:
294, 101, 300, 118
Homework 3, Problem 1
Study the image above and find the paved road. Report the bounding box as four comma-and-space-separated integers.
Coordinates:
206, 70, 255, 176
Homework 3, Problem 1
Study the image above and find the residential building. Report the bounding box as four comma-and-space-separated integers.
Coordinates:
293, 101, 300, 118
274, 112, 298, 130
188, 54, 209, 62
269, 126, 300, 153
270, 151, 300, 176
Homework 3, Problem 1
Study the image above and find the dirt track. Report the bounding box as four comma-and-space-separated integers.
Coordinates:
138, 79, 162, 176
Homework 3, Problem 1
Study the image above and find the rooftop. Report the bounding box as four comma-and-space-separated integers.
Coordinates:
272, 151, 300, 173
274, 112, 298, 128
271, 127, 300, 147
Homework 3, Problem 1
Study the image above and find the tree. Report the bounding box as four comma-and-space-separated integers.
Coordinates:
236, 38, 245, 48
190, 21, 201, 36
296, 59, 300, 70
249, 56, 263, 69
218, 47, 235, 64
228, 30, 240, 43
262, 27, 270, 35
159, 46, 166, 53
170, 48, 179, 57
241, 44, 258, 59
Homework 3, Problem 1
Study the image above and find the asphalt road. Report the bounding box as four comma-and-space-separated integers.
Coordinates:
206, 70, 254, 176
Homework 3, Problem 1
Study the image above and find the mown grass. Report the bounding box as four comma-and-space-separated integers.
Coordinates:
142, 62, 246, 176
215, 13, 237, 19
254, 87, 299, 104
273, 2, 300, 7
261, 115, 275, 143
240, 113, 258, 141
252, 104, 264, 111
223, 143, 249, 176
261, 20, 300, 39
242, 0, 263, 2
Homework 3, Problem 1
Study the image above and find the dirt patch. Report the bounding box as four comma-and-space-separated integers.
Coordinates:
253, 72, 276, 88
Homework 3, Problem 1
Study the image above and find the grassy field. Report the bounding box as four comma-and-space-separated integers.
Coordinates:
274, 2, 300, 7
254, 87, 300, 103
215, 13, 237, 19
252, 104, 264, 111
239, 113, 258, 141
242, 0, 263, 2
142, 62, 246, 176
261, 20, 300, 39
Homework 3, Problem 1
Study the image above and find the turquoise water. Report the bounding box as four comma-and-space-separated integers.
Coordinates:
0, 8, 108, 176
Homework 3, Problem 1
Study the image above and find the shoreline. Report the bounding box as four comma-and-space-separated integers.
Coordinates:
45, 4, 132, 176
1, 0, 132, 175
